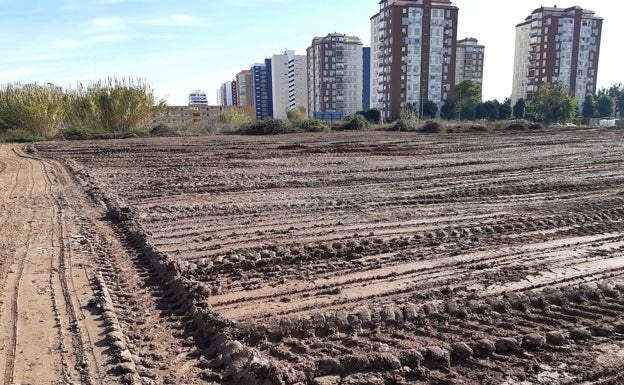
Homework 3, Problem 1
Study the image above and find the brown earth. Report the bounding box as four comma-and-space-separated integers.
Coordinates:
1, 128, 623, 384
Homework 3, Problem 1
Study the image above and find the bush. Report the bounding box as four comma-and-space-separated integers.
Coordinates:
150, 124, 178, 137
420, 121, 442, 133
356, 109, 382, 124
505, 122, 527, 131
467, 125, 488, 132
57, 126, 110, 140
391, 119, 418, 132
240, 119, 290, 135
338, 114, 369, 131
528, 123, 544, 130
294, 119, 329, 133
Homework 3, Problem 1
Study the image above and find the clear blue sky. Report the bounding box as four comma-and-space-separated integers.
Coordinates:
0, 1, 621, 105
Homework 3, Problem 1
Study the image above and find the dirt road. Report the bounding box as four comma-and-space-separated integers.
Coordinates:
0, 144, 113, 385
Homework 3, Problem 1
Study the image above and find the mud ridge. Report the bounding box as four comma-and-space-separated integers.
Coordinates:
65, 158, 307, 385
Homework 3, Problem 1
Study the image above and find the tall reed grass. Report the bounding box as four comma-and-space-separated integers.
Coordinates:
0, 77, 164, 139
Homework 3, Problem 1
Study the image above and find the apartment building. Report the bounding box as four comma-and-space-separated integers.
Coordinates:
188, 90, 208, 105
307, 33, 364, 121
511, 6, 603, 107
153, 105, 254, 125
251, 60, 273, 120
236, 70, 254, 107
455, 37, 485, 85
219, 81, 238, 106
371, 0, 459, 121
363, 47, 371, 110
271, 50, 308, 120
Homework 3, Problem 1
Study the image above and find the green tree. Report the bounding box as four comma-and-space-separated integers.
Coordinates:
581, 94, 596, 118
527, 83, 577, 124
499, 98, 512, 120
440, 99, 456, 120
596, 94, 614, 118
286, 107, 307, 121
513, 98, 526, 119
475, 100, 500, 121
453, 79, 482, 120
460, 104, 476, 120
422, 100, 438, 119
603, 84, 624, 118
356, 108, 382, 124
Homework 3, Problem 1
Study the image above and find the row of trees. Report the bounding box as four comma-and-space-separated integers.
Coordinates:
399, 79, 623, 125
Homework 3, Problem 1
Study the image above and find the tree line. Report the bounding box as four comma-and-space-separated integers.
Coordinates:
395, 79, 623, 125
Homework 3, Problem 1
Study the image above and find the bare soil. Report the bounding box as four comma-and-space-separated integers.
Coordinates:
1, 128, 623, 384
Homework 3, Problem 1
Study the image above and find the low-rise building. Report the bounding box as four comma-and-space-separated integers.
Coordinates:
153, 104, 254, 125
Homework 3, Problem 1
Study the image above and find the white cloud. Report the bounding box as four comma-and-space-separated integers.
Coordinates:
139, 14, 204, 27
93, 34, 132, 42
56, 39, 87, 48
91, 17, 127, 29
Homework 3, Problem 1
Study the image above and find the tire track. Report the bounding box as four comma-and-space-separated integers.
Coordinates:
1, 152, 36, 385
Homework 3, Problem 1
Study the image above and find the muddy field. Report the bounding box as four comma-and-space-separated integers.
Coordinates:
20, 128, 624, 384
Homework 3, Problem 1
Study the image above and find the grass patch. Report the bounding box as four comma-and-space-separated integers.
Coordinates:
1, 130, 45, 143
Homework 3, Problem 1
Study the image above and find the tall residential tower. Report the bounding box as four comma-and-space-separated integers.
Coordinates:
271, 50, 308, 119
251, 60, 273, 120
370, 0, 459, 120
307, 33, 364, 121
455, 38, 485, 85
236, 70, 254, 107
511, 6, 603, 107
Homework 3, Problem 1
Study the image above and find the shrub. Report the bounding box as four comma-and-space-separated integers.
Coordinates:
420, 120, 442, 133
505, 122, 527, 131
338, 114, 369, 131
467, 125, 488, 132
391, 119, 418, 132
150, 124, 178, 137
294, 119, 329, 133
240, 119, 290, 135
528, 123, 544, 130
58, 127, 98, 140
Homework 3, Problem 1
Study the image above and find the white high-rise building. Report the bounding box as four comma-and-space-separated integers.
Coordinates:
307, 33, 364, 120
511, 6, 603, 107
189, 90, 208, 105
271, 50, 308, 119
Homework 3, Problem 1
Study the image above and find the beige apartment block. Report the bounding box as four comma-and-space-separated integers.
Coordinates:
271, 50, 309, 119
512, 6, 603, 107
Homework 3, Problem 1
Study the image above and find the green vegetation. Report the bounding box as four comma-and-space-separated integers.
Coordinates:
582, 94, 597, 118
3, 77, 622, 143
513, 98, 526, 120
337, 114, 369, 131
0, 77, 163, 141
453, 79, 482, 120
236, 118, 330, 135
356, 108, 382, 124
286, 107, 308, 121
526, 83, 577, 124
